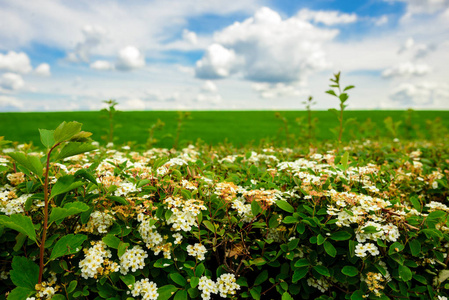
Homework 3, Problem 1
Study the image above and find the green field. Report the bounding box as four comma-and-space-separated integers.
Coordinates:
1, 110, 448, 148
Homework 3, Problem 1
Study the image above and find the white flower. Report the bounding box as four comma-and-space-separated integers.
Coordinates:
187, 243, 207, 261
120, 245, 148, 275
129, 278, 158, 300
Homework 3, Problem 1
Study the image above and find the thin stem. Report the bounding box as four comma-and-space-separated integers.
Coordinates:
38, 142, 60, 284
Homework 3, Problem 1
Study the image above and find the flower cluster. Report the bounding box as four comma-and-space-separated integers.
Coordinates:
187, 243, 207, 261
216, 273, 240, 298
164, 196, 206, 232
81, 210, 115, 234
198, 276, 218, 300
355, 243, 380, 258
128, 278, 159, 300
79, 241, 119, 279
119, 245, 148, 275
363, 272, 385, 297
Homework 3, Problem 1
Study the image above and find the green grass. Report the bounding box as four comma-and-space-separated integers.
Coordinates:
1, 110, 448, 148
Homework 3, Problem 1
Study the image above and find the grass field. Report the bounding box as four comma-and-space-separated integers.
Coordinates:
1, 110, 448, 148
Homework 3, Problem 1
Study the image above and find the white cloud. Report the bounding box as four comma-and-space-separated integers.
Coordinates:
0, 73, 25, 90
118, 98, 146, 110
0, 95, 23, 109
252, 82, 308, 99
196, 7, 337, 83
201, 80, 218, 92
90, 60, 114, 71
296, 8, 358, 25
116, 46, 145, 71
34, 63, 51, 76
0, 51, 32, 73
386, 0, 449, 16
374, 15, 389, 26
382, 61, 431, 78
388, 81, 449, 107
66, 25, 108, 62
182, 29, 198, 45
195, 44, 240, 79
196, 93, 222, 104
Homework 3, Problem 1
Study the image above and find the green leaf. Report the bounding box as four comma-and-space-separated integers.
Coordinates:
343, 85, 355, 92
276, 200, 294, 213
13, 232, 27, 252
190, 276, 200, 288
67, 281, 78, 293
351, 290, 364, 300
0, 214, 36, 242
202, 220, 215, 233
410, 196, 421, 212
169, 273, 187, 286
341, 266, 358, 277
120, 274, 135, 286
69, 131, 92, 142
195, 263, 205, 277
39, 129, 55, 148
103, 234, 121, 249
51, 295, 66, 300
294, 259, 309, 268
74, 169, 97, 185
7, 287, 34, 300
10, 256, 39, 290
50, 234, 87, 260
56, 142, 97, 160
422, 228, 443, 240
317, 234, 325, 245
54, 121, 82, 143
8, 152, 43, 178
324, 241, 337, 257
292, 267, 308, 283
50, 175, 85, 199
118, 242, 130, 257
409, 239, 421, 257
339, 93, 349, 102
313, 265, 330, 277
330, 231, 352, 241
398, 265, 412, 282
325, 90, 337, 97
288, 238, 300, 251
106, 196, 129, 205
157, 284, 178, 300
341, 151, 349, 171
49, 202, 89, 224
254, 270, 268, 286
282, 292, 294, 300
174, 290, 187, 300
251, 200, 262, 216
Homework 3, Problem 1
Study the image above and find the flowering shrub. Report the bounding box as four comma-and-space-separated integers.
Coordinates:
0, 122, 449, 300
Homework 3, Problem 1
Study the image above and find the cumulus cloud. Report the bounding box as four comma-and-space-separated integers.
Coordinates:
388, 82, 449, 107
196, 7, 337, 83
195, 93, 222, 104
0, 73, 25, 90
116, 46, 145, 71
90, 60, 114, 71
386, 0, 449, 16
0, 95, 23, 109
252, 82, 308, 99
195, 44, 240, 79
0, 51, 32, 73
382, 62, 431, 78
118, 98, 146, 110
296, 8, 358, 25
182, 29, 198, 45
201, 80, 217, 92
34, 63, 51, 76
66, 25, 108, 62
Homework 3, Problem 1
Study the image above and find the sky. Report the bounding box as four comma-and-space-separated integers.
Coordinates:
0, 0, 448, 112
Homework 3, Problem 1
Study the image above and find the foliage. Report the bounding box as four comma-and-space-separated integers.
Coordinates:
326, 72, 355, 145
1, 122, 449, 300
101, 99, 121, 145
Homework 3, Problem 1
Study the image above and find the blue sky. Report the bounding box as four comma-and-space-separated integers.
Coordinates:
0, 0, 448, 111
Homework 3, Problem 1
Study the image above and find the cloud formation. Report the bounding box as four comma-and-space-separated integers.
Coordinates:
0, 51, 32, 74
296, 9, 358, 25
34, 63, 51, 76
382, 62, 431, 78
90, 60, 114, 71
0, 73, 25, 90
66, 25, 108, 62
195, 7, 337, 83
389, 82, 449, 107
116, 46, 145, 71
